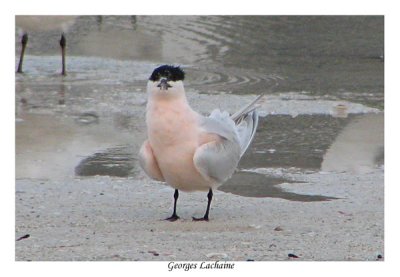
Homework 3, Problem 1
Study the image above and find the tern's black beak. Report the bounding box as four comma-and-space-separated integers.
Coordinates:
157, 78, 172, 90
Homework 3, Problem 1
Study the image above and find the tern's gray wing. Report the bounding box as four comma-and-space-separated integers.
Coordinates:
193, 96, 262, 184
194, 111, 241, 184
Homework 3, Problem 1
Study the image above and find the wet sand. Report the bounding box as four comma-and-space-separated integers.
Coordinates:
15, 167, 383, 261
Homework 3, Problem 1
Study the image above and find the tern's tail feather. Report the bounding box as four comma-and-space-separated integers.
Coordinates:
232, 95, 264, 156
231, 94, 264, 122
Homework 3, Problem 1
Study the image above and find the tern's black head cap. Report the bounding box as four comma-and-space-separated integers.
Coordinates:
149, 65, 185, 82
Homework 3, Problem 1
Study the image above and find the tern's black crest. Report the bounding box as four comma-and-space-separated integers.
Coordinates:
149, 65, 185, 82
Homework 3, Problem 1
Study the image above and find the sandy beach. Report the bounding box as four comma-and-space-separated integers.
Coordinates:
15, 166, 383, 261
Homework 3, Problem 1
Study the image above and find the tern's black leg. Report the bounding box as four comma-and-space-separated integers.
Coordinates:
165, 189, 180, 221
17, 33, 28, 73
193, 188, 213, 221
59, 33, 66, 76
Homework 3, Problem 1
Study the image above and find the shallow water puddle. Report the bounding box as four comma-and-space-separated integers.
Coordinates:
241, 113, 384, 172
15, 113, 136, 179
16, 16, 383, 107
75, 146, 136, 177
219, 171, 337, 201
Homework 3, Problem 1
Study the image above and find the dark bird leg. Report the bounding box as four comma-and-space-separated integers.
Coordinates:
59, 33, 66, 76
193, 188, 213, 221
17, 33, 28, 73
165, 189, 180, 221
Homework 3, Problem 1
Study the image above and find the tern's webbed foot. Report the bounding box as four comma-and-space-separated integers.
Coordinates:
192, 216, 209, 222
165, 214, 180, 222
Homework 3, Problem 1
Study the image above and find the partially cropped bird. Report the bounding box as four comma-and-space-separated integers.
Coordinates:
139, 65, 263, 221
16, 16, 76, 75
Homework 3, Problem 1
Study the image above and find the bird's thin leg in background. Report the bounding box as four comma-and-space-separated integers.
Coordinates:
193, 188, 213, 221
165, 189, 180, 221
17, 33, 28, 73
59, 33, 66, 76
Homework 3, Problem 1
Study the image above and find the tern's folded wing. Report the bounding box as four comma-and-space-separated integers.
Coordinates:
193, 138, 241, 184
194, 112, 241, 184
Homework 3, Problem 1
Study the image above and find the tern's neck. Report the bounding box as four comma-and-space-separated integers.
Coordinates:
148, 92, 189, 107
